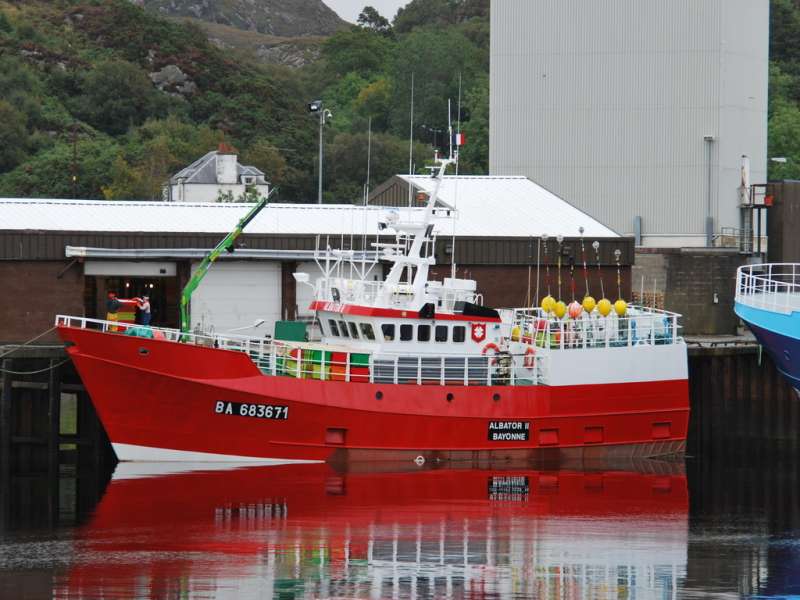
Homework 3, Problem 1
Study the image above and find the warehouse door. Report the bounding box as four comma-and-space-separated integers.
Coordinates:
190, 262, 281, 337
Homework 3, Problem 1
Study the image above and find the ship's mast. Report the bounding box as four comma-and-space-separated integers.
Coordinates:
379, 152, 455, 305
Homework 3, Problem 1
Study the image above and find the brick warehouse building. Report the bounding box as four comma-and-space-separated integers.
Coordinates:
0, 177, 633, 344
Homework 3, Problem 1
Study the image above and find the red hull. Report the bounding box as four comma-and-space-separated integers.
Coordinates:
58, 326, 689, 462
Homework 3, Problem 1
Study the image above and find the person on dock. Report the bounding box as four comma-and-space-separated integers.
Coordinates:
106, 291, 121, 332
137, 295, 152, 326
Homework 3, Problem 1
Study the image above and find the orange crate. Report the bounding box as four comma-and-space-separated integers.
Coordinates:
330, 365, 346, 381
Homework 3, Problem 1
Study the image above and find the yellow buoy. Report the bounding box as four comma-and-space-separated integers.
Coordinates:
554, 300, 567, 319
597, 298, 612, 317
540, 295, 555, 314
614, 299, 628, 317
511, 325, 521, 341
582, 295, 596, 314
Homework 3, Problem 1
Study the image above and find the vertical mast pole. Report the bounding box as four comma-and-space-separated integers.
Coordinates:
408, 72, 414, 207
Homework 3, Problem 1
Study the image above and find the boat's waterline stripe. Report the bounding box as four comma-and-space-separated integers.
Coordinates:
111, 442, 323, 464
735, 302, 800, 341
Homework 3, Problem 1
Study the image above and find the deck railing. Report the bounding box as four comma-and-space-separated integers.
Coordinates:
511, 305, 682, 350
736, 263, 800, 314
55, 315, 547, 387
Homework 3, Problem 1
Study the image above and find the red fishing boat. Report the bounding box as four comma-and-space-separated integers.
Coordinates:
56, 156, 689, 463
58, 463, 688, 599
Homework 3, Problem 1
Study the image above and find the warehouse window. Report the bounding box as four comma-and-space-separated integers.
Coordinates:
328, 320, 340, 337
348, 322, 359, 339
400, 324, 413, 341
453, 326, 466, 343
339, 321, 349, 338
360, 323, 375, 340
435, 325, 448, 342
382, 324, 395, 341
417, 324, 431, 342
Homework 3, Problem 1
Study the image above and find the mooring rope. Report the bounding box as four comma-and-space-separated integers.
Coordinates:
0, 358, 71, 376
0, 326, 58, 360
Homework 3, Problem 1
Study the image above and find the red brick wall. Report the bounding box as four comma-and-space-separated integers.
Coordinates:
429, 265, 632, 309
0, 261, 85, 343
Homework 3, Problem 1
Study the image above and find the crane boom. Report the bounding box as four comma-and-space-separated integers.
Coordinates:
179, 188, 277, 334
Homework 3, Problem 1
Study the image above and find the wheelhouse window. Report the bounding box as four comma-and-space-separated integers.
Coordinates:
400, 324, 413, 341
435, 325, 448, 342
328, 319, 340, 337
417, 324, 431, 342
453, 325, 466, 342
381, 324, 395, 341
348, 322, 360, 339
339, 321, 349, 337
360, 323, 376, 340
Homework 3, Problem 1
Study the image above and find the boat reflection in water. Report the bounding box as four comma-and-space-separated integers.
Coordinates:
57, 461, 688, 599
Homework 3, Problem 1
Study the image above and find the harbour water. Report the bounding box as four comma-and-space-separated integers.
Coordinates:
1, 451, 799, 599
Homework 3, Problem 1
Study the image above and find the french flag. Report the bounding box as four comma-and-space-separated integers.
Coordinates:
451, 132, 466, 146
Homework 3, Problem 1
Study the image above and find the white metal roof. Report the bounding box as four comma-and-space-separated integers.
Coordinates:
0, 177, 619, 238
400, 175, 619, 238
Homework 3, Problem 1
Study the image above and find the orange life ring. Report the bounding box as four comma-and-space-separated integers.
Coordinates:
523, 346, 536, 368
481, 342, 501, 365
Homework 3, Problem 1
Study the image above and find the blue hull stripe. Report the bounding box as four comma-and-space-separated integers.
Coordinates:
735, 302, 800, 389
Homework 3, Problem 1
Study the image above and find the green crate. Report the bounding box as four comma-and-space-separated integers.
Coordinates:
274, 320, 307, 342
350, 353, 370, 367
307, 349, 333, 364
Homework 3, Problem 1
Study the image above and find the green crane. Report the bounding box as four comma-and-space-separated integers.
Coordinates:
179, 188, 277, 335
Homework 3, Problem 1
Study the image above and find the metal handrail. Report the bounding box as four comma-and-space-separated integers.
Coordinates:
511, 305, 683, 349
55, 314, 546, 387
735, 263, 800, 314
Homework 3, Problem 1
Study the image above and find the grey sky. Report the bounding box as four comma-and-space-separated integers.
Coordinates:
325, 0, 408, 23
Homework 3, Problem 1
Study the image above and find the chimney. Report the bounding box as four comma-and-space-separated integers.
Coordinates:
216, 143, 238, 185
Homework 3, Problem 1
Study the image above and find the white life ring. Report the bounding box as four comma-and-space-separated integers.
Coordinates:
481, 342, 501, 365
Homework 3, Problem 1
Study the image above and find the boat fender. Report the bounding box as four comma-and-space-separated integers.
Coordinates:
523, 346, 536, 368
481, 342, 501, 364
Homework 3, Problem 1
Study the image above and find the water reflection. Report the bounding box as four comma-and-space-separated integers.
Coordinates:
51, 462, 687, 599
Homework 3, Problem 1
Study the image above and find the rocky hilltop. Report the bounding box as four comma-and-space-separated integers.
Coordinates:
131, 0, 346, 38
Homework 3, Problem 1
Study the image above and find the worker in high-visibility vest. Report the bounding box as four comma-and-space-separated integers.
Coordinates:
106, 291, 121, 332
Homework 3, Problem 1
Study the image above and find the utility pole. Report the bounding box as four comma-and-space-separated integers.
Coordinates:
308, 100, 332, 204
71, 123, 78, 199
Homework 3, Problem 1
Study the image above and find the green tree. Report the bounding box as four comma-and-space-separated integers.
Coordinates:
321, 28, 393, 79
457, 74, 488, 173
0, 137, 120, 199
102, 155, 146, 200
388, 28, 484, 137
0, 56, 44, 128
242, 139, 288, 186
771, 0, 800, 67
0, 101, 29, 172
768, 100, 800, 180
76, 60, 166, 136
393, 0, 488, 34
355, 78, 391, 130
325, 131, 429, 202
357, 6, 392, 36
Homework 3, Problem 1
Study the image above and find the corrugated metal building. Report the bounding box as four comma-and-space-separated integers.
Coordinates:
0, 187, 633, 343
490, 0, 769, 247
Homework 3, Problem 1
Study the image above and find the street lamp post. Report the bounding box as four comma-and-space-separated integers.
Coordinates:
308, 100, 332, 204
